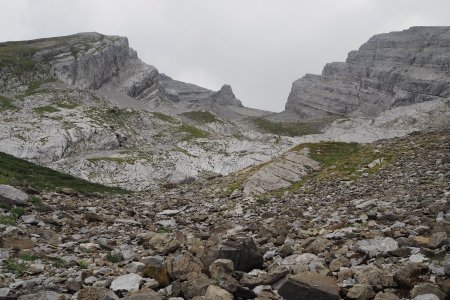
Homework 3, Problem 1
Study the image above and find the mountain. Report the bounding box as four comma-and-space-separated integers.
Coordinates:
281, 26, 450, 120
0, 32, 296, 191
0, 28, 450, 300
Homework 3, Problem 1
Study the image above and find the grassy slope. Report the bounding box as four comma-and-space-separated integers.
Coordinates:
249, 117, 318, 137
0, 151, 127, 194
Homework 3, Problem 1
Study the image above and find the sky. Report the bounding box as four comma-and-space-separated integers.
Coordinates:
1, 1, 449, 112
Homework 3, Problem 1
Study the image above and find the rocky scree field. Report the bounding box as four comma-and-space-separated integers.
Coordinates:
0, 129, 448, 299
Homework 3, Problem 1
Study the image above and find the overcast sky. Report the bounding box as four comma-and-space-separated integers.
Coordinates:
1, 0, 449, 111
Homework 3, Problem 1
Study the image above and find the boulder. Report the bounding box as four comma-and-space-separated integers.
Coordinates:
203, 237, 263, 272
168, 252, 204, 281
0, 185, 28, 206
410, 283, 446, 300
393, 263, 428, 289
278, 272, 340, 300
346, 284, 376, 300
356, 237, 398, 257
180, 272, 215, 299
123, 290, 163, 300
18, 291, 65, 300
110, 273, 143, 293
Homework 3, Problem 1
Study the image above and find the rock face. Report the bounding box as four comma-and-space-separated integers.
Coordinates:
243, 148, 320, 195
211, 84, 243, 107
159, 75, 243, 109
284, 26, 450, 119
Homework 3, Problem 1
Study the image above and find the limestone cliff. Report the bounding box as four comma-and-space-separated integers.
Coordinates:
284, 26, 450, 119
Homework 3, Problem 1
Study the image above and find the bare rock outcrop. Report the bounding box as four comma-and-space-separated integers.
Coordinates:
284, 26, 450, 119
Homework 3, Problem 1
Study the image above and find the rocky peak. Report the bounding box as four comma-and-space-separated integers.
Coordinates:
283, 26, 450, 120
211, 84, 243, 107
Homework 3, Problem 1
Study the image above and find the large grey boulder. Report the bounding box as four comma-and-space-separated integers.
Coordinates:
110, 273, 143, 293
278, 272, 340, 300
0, 185, 28, 206
18, 291, 65, 300
283, 26, 450, 120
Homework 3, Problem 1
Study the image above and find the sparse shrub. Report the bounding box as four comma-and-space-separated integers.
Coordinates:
78, 260, 88, 269
106, 251, 122, 263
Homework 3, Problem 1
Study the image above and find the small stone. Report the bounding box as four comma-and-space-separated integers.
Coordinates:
393, 263, 428, 289
110, 273, 143, 293
21, 214, 38, 225
85, 212, 102, 222
204, 285, 234, 300
412, 294, 440, 300
18, 291, 64, 300
346, 284, 376, 300
357, 237, 398, 257
0, 288, 11, 297
444, 258, 450, 276
67, 278, 82, 292
157, 210, 180, 216
329, 257, 350, 272
120, 244, 136, 261
84, 276, 97, 285
410, 283, 446, 300
374, 292, 400, 300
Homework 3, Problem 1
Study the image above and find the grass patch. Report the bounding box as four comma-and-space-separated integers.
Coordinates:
55, 101, 79, 109
4, 258, 28, 276
249, 117, 318, 137
0, 42, 38, 70
283, 142, 392, 193
0, 95, 17, 111
181, 110, 221, 124
179, 124, 210, 140
19, 253, 39, 261
152, 112, 178, 124
223, 181, 242, 197
0, 151, 128, 194
33, 105, 60, 114
0, 207, 26, 225
78, 260, 89, 269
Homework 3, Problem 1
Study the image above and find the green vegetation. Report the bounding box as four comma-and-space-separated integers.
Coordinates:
223, 181, 242, 197
157, 226, 172, 233
106, 251, 122, 263
33, 105, 60, 114
0, 41, 37, 70
19, 253, 39, 261
4, 258, 28, 276
53, 258, 67, 268
0, 151, 128, 194
78, 260, 89, 269
152, 112, 178, 123
55, 101, 79, 109
0, 95, 17, 111
179, 124, 210, 140
249, 117, 318, 137
30, 195, 43, 206
282, 142, 392, 193
0, 207, 26, 225
181, 110, 221, 124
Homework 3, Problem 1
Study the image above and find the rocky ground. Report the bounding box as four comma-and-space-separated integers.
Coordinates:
0, 129, 449, 299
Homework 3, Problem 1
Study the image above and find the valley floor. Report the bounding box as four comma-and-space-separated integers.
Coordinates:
0, 129, 449, 300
